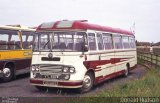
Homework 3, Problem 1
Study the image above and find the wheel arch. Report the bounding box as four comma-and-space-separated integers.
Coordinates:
85, 69, 95, 83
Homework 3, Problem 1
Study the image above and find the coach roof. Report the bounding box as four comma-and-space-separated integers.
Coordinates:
0, 25, 35, 31
37, 20, 134, 35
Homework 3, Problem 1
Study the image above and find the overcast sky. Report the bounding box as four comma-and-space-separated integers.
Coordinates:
0, 0, 160, 43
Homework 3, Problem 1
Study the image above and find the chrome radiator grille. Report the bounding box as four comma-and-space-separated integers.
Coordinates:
39, 65, 63, 75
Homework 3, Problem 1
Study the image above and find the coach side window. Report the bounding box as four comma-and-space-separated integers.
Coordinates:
122, 36, 130, 49
88, 33, 97, 50
9, 32, 21, 50
96, 33, 104, 50
22, 31, 34, 49
129, 37, 136, 48
0, 30, 21, 50
114, 35, 123, 49
103, 33, 113, 50
0, 30, 8, 50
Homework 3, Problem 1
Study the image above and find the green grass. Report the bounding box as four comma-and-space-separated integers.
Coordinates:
97, 69, 160, 97
71, 68, 160, 103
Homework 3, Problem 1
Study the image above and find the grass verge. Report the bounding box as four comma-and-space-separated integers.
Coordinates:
98, 68, 160, 97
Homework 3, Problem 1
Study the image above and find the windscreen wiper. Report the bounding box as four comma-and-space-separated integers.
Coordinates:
42, 40, 50, 49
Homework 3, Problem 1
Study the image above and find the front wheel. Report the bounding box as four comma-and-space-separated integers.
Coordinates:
79, 72, 94, 93
2, 65, 14, 82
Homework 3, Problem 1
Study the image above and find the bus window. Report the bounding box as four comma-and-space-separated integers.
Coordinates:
8, 33, 21, 49
22, 31, 34, 49
75, 32, 86, 51
34, 32, 86, 52
114, 35, 123, 49
0, 33, 8, 50
52, 32, 85, 51
88, 33, 97, 50
103, 33, 113, 50
97, 33, 104, 50
122, 36, 130, 49
129, 37, 136, 48
39, 33, 51, 50
0, 30, 20, 50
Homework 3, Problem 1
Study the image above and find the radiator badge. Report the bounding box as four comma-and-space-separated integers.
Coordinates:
48, 53, 53, 59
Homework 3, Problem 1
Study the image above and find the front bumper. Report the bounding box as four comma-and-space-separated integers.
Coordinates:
30, 79, 83, 88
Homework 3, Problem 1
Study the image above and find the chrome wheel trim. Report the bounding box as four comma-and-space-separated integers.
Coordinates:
3, 68, 11, 78
83, 75, 92, 89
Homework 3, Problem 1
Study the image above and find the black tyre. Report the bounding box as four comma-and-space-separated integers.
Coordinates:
124, 63, 130, 77
35, 86, 48, 91
2, 65, 14, 82
79, 72, 94, 93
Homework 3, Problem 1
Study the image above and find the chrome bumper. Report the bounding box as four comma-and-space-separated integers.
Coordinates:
30, 79, 83, 88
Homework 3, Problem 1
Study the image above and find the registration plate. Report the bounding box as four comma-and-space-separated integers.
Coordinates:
43, 81, 58, 86
42, 75, 59, 79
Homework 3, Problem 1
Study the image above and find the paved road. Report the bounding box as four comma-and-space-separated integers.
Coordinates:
0, 65, 147, 97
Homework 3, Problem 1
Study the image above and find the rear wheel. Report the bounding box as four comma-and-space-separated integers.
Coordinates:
2, 65, 14, 82
79, 72, 94, 93
124, 63, 130, 77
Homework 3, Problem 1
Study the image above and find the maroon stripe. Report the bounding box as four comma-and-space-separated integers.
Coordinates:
83, 58, 131, 69
0, 58, 31, 71
15, 58, 31, 70
30, 79, 43, 84
58, 81, 83, 86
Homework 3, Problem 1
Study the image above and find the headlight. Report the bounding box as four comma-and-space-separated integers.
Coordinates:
35, 65, 40, 71
63, 67, 75, 73
31, 65, 39, 72
69, 67, 75, 73
31, 66, 36, 71
63, 67, 69, 73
